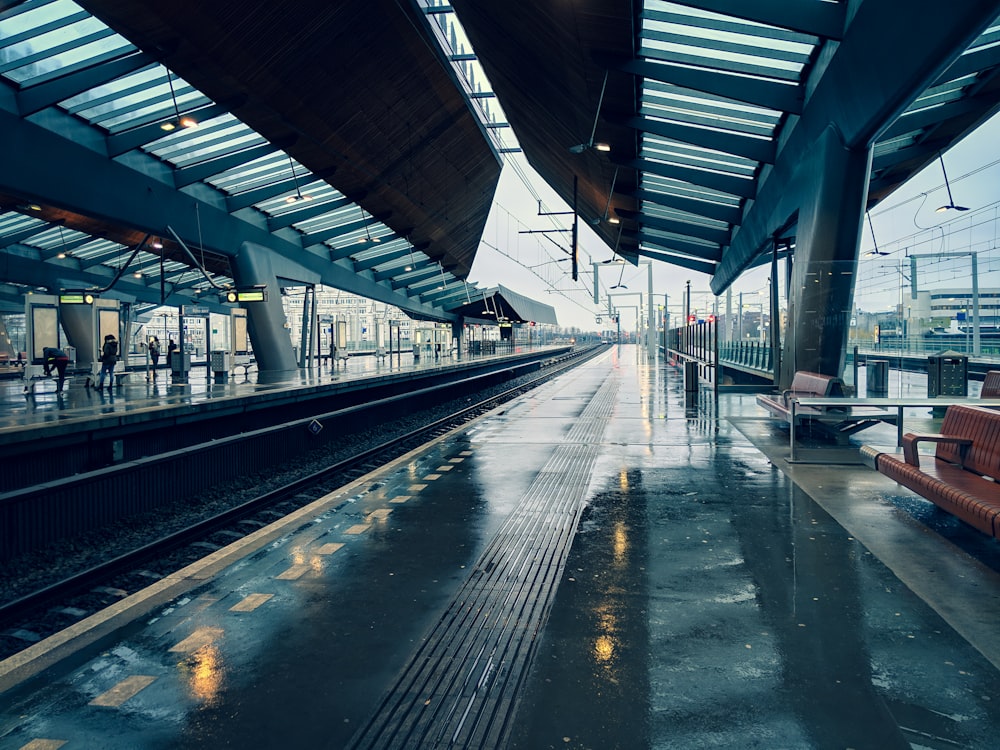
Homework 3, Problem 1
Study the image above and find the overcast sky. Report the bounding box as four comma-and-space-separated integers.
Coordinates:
468, 111, 1000, 331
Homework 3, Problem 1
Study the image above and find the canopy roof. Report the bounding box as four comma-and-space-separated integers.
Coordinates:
2, 0, 999, 316
0, 0, 502, 318
450, 0, 1000, 291
450, 285, 559, 326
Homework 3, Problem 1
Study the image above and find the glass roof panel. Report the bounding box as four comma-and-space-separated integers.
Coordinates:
0, 213, 46, 236
642, 135, 757, 176
148, 116, 266, 168
642, 203, 730, 232
1, 9, 133, 84
641, 173, 743, 207
207, 152, 289, 193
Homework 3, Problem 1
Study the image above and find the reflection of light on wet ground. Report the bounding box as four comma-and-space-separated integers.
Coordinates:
594, 634, 615, 663
618, 471, 629, 491
612, 521, 629, 566
592, 607, 621, 678
186, 644, 225, 706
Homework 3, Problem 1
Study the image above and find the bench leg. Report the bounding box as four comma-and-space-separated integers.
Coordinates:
790, 402, 797, 461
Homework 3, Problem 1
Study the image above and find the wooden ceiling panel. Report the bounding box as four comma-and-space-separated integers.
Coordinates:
450, 0, 637, 249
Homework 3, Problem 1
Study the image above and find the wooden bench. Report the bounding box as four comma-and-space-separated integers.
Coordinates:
862, 404, 1000, 539
756, 371, 896, 444
980, 370, 1000, 399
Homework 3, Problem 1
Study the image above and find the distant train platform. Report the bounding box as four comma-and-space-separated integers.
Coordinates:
1, 345, 999, 748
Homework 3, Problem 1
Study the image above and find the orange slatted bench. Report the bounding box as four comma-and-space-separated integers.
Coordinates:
756, 371, 847, 421
863, 404, 1000, 539
980, 370, 1000, 399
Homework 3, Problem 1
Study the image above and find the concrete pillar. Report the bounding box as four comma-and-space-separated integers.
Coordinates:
779, 125, 871, 389
231, 242, 303, 375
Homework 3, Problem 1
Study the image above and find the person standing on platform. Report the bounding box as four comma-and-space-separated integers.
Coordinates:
167, 339, 177, 371
95, 334, 118, 391
42, 346, 69, 392
149, 336, 161, 376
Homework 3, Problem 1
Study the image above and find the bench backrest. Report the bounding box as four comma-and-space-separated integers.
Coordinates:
788, 371, 846, 397
981, 370, 1000, 399
938, 404, 1000, 475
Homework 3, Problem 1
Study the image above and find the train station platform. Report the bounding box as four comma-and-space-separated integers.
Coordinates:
1, 345, 1000, 748
0, 346, 571, 494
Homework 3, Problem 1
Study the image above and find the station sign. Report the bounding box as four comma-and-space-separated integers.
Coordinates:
221, 286, 268, 303
59, 290, 96, 304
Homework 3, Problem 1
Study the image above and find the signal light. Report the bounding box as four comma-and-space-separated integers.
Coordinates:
687, 314, 696, 324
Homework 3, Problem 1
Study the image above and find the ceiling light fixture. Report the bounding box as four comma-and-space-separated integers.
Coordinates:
405, 240, 415, 272
160, 69, 199, 132
594, 166, 620, 225
357, 207, 380, 244
864, 211, 888, 256
569, 70, 611, 154
610, 262, 627, 289
56, 224, 68, 259
284, 155, 312, 204
936, 153, 968, 212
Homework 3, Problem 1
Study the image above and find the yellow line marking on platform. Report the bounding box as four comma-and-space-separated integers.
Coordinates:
423, 474, 441, 481
460, 450, 474, 456
276, 563, 310, 580
409, 484, 427, 492
390, 495, 411, 504
170, 626, 224, 653
436, 465, 454, 471
345, 524, 371, 535
449, 457, 465, 463
89, 675, 157, 707
230, 593, 273, 612
19, 740, 67, 750
368, 508, 392, 521
316, 542, 344, 555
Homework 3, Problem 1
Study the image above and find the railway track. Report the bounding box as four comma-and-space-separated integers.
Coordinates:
0, 345, 605, 662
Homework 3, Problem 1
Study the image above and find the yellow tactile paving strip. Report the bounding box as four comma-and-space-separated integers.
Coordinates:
89, 675, 157, 707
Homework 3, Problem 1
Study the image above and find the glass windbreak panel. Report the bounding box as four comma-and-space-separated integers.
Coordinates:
30, 305, 58, 362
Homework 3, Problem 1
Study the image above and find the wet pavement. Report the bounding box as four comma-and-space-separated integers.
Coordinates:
2, 345, 999, 749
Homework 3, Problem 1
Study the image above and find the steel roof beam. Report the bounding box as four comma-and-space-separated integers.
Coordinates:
633, 247, 717, 276
711, 0, 1000, 293
267, 197, 352, 231
225, 177, 300, 212
668, 0, 845, 41
173, 144, 277, 187
373, 258, 432, 282
622, 188, 743, 225
391, 267, 440, 290
0, 107, 451, 321
619, 58, 802, 115
625, 158, 755, 198
105, 103, 231, 157
626, 115, 775, 164
637, 234, 723, 263
616, 207, 730, 245
353, 247, 412, 272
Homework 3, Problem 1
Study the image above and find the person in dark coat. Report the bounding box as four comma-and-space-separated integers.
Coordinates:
149, 336, 161, 370
42, 346, 70, 392
95, 334, 118, 391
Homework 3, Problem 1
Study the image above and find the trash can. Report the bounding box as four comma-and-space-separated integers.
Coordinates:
867, 359, 889, 397
927, 351, 968, 398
